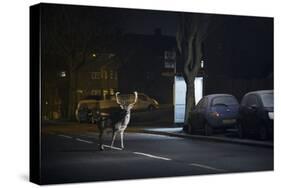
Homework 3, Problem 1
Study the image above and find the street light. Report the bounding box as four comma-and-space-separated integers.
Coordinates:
201, 60, 204, 68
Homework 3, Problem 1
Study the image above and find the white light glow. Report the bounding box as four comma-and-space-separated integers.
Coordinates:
268, 112, 274, 120
195, 77, 203, 104
174, 76, 203, 123
201, 60, 204, 68
59, 71, 66, 77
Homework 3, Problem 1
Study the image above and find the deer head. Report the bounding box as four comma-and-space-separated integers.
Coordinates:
115, 91, 138, 111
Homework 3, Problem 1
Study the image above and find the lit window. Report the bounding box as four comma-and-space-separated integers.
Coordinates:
108, 53, 115, 59
103, 90, 108, 99
91, 72, 101, 80
91, 89, 101, 96
164, 51, 176, 69
110, 71, 114, 79
104, 71, 108, 79
109, 88, 114, 95
59, 71, 66, 78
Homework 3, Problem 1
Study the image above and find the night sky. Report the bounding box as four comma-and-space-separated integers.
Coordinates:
43, 3, 273, 79
118, 9, 178, 36
91, 5, 273, 79
81, 5, 179, 36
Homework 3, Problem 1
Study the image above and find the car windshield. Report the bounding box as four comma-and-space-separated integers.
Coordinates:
260, 93, 273, 108
82, 95, 102, 100
212, 96, 238, 106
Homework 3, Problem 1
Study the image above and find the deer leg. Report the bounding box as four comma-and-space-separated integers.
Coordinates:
120, 131, 124, 149
98, 121, 105, 151
98, 129, 104, 151
111, 131, 117, 148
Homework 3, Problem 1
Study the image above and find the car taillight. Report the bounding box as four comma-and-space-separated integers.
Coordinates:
268, 112, 274, 120
210, 112, 220, 117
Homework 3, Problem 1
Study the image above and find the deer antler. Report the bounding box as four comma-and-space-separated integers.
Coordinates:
131, 91, 138, 105
115, 92, 121, 105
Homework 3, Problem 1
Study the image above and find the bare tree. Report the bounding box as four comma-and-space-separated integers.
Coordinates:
43, 5, 122, 119
176, 13, 220, 128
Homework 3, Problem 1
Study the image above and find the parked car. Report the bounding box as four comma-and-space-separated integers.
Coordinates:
75, 93, 159, 122
133, 93, 159, 111
188, 94, 239, 136
75, 95, 104, 123
238, 90, 273, 140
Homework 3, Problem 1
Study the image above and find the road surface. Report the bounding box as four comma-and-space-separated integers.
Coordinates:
41, 128, 273, 184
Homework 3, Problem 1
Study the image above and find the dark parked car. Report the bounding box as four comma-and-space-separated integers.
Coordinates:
238, 90, 273, 140
188, 94, 239, 136
75, 95, 102, 123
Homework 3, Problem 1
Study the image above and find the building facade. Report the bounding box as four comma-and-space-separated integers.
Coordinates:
118, 31, 177, 104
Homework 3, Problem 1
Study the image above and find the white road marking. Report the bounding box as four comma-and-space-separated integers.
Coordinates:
189, 163, 226, 172
56, 133, 229, 173
76, 138, 93, 144
133, 152, 172, 161
102, 144, 123, 151
58, 134, 72, 139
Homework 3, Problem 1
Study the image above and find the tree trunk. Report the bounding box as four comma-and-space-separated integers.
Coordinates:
177, 14, 214, 132
182, 38, 202, 131
184, 79, 195, 123
182, 78, 195, 132
67, 70, 77, 120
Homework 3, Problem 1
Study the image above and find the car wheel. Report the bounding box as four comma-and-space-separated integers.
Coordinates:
259, 125, 268, 140
148, 105, 155, 111
204, 122, 213, 136
188, 124, 193, 134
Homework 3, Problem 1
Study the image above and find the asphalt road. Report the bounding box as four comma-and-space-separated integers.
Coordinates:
41, 128, 273, 185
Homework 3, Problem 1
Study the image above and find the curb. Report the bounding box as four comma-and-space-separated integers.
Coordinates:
138, 130, 273, 148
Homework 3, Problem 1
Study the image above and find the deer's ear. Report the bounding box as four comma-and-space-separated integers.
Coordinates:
120, 105, 124, 109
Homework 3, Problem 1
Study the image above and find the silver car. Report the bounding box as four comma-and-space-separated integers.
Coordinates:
75, 93, 159, 122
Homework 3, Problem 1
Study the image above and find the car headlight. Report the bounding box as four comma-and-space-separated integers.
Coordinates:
153, 99, 159, 105
268, 112, 274, 120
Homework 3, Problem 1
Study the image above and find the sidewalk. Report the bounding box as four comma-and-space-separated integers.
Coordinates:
134, 127, 273, 148
42, 120, 273, 148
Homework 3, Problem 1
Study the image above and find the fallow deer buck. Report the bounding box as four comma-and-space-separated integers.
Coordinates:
92, 91, 138, 151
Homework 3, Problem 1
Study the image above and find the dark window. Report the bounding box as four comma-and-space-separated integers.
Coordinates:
212, 96, 238, 106
139, 95, 147, 101
260, 93, 273, 108
83, 95, 102, 100
246, 95, 259, 107
241, 97, 247, 106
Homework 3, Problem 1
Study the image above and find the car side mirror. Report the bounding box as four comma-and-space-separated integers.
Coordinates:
249, 104, 258, 111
